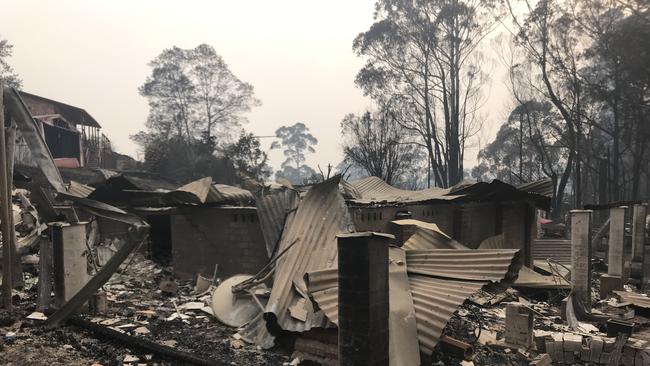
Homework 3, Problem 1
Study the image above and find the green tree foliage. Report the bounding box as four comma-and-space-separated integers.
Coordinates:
132, 44, 260, 183
137, 44, 259, 149
271, 123, 318, 184
0, 37, 22, 89
224, 132, 272, 181
134, 134, 238, 184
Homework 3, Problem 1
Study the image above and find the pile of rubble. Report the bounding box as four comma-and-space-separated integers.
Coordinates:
1, 85, 650, 365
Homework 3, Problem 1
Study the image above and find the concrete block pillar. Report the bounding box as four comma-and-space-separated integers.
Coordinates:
338, 232, 390, 366
505, 303, 534, 348
608, 207, 626, 277
632, 204, 647, 263
571, 210, 592, 310
51, 222, 90, 308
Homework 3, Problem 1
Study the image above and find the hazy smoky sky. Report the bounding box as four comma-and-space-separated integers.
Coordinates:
2, 0, 511, 174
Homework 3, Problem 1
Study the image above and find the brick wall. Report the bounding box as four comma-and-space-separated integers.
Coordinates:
171, 206, 268, 280
349, 203, 455, 235
454, 202, 497, 248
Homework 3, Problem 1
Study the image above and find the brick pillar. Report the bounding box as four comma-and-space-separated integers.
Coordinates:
601, 207, 626, 298
571, 210, 592, 310
338, 232, 390, 366
505, 303, 533, 348
608, 207, 626, 277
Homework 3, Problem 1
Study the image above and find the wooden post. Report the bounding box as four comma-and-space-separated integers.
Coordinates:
37, 238, 53, 311
5, 123, 21, 287
571, 210, 592, 310
0, 87, 12, 309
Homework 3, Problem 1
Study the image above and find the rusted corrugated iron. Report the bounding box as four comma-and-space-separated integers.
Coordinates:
264, 176, 354, 333
398, 220, 468, 250
255, 186, 300, 256
406, 249, 520, 281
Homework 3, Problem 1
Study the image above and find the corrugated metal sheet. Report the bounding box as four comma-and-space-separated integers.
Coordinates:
477, 234, 504, 249
517, 178, 554, 197
67, 180, 95, 198
305, 247, 521, 357
514, 266, 570, 289
347, 176, 551, 210
339, 179, 362, 199
533, 239, 572, 264
409, 275, 484, 354
406, 249, 520, 281
264, 176, 354, 333
614, 291, 650, 310
305, 269, 488, 357
388, 247, 420, 366
305, 267, 339, 325
255, 187, 300, 256
349, 176, 457, 204
398, 220, 468, 250
208, 184, 254, 204
164, 177, 254, 205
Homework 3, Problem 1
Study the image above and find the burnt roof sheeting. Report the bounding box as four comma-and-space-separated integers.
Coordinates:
338, 179, 362, 200
349, 176, 456, 204
533, 239, 572, 265
4, 87, 66, 192
305, 247, 520, 358
517, 178, 554, 197
398, 220, 468, 250
264, 175, 354, 333
347, 176, 551, 210
165, 177, 212, 204
514, 266, 570, 289
163, 177, 254, 205
67, 180, 95, 198
304, 267, 338, 325
450, 179, 550, 210
255, 187, 300, 257
614, 291, 650, 310
305, 270, 487, 358
19, 91, 101, 128
409, 275, 484, 354
405, 249, 520, 281
388, 248, 421, 366
477, 234, 505, 250
209, 184, 254, 204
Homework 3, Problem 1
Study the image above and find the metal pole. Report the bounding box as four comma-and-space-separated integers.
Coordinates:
0, 87, 12, 309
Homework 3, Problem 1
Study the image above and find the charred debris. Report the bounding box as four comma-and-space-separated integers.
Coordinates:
0, 86, 649, 366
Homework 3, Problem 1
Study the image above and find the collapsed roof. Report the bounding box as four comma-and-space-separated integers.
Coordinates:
343, 176, 552, 210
